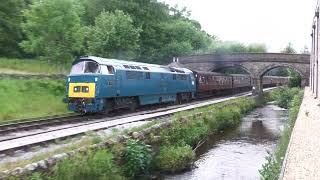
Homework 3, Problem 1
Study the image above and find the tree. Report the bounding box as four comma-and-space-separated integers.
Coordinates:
20, 0, 84, 64
0, 0, 25, 57
281, 43, 296, 54
85, 10, 141, 59
79, 0, 211, 64
247, 43, 267, 53
155, 19, 210, 63
300, 45, 310, 54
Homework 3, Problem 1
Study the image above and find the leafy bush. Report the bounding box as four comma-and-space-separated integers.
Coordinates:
123, 139, 152, 178
160, 117, 209, 147
52, 150, 123, 180
259, 153, 281, 180
271, 87, 301, 108
154, 145, 195, 173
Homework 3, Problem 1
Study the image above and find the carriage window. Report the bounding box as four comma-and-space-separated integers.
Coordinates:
205, 77, 209, 84
135, 66, 142, 70
130, 66, 136, 69
143, 67, 149, 70
145, 72, 151, 79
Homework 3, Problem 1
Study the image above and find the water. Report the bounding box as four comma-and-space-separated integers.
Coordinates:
165, 102, 288, 180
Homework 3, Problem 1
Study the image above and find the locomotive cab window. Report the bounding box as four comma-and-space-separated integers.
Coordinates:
84, 61, 100, 73
101, 65, 115, 75
70, 61, 100, 74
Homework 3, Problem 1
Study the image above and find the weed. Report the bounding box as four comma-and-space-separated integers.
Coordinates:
123, 139, 152, 178
154, 145, 195, 173
52, 150, 123, 180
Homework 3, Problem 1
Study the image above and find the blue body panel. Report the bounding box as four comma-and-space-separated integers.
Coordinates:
65, 57, 196, 113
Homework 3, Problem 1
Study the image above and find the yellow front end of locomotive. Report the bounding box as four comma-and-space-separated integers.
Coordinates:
68, 83, 96, 98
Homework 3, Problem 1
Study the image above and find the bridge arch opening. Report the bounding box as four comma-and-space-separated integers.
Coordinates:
260, 66, 303, 87
211, 65, 252, 77
252, 65, 305, 95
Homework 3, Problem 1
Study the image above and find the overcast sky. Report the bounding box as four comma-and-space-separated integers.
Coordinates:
162, 0, 318, 52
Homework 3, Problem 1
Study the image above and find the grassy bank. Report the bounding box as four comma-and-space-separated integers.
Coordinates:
0, 78, 69, 123
0, 58, 69, 74
23, 95, 266, 180
259, 87, 304, 180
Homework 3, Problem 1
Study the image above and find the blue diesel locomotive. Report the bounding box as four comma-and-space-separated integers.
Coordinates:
64, 56, 196, 113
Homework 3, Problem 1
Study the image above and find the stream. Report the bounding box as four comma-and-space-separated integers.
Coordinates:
165, 102, 288, 180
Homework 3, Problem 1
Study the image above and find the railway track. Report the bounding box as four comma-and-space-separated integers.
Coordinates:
0, 114, 85, 136
0, 87, 276, 155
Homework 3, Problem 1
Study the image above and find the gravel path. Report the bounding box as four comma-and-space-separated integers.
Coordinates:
281, 88, 320, 180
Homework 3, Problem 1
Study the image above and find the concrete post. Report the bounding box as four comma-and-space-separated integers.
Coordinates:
252, 77, 263, 95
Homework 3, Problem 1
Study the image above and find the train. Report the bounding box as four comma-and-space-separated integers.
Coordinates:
63, 56, 290, 113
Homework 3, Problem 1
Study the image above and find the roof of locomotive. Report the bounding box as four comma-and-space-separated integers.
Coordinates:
73, 56, 192, 74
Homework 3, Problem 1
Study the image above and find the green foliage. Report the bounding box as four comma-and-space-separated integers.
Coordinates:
154, 145, 195, 173
85, 10, 141, 59
123, 139, 152, 178
0, 78, 68, 122
287, 69, 301, 87
213, 106, 241, 130
52, 150, 123, 180
160, 117, 209, 147
79, 0, 211, 64
281, 42, 296, 54
259, 88, 303, 180
259, 152, 281, 180
28, 172, 43, 180
270, 87, 301, 108
0, 0, 26, 57
20, 0, 84, 63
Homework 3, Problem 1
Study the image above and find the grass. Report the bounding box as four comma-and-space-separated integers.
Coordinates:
0, 58, 70, 74
259, 87, 304, 180
0, 78, 69, 123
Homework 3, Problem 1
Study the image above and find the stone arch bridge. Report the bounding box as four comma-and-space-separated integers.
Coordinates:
170, 53, 310, 95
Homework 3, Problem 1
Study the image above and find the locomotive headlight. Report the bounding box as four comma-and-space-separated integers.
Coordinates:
95, 77, 98, 82
82, 86, 89, 93
68, 78, 70, 82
